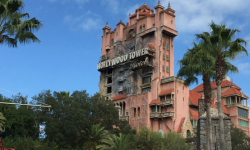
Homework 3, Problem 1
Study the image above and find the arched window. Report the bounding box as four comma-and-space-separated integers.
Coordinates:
187, 130, 191, 138
111, 39, 114, 46
129, 29, 135, 38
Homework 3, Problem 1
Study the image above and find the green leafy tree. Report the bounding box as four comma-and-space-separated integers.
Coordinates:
0, 112, 6, 132
96, 133, 135, 150
163, 132, 190, 150
0, 0, 42, 47
197, 22, 248, 149
231, 125, 250, 150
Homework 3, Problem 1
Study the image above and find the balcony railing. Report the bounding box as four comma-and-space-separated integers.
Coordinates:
150, 112, 174, 119
162, 112, 174, 118
119, 116, 129, 121
161, 99, 174, 106
225, 103, 249, 110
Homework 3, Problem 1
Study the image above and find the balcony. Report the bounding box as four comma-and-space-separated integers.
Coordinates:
161, 99, 174, 106
150, 112, 161, 118
162, 112, 174, 118
119, 116, 129, 121
225, 103, 249, 110
150, 112, 174, 119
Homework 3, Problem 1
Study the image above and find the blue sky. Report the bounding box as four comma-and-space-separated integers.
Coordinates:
0, 0, 250, 104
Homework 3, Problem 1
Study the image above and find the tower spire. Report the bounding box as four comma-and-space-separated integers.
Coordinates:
168, 1, 171, 8
106, 20, 109, 27
158, 0, 161, 5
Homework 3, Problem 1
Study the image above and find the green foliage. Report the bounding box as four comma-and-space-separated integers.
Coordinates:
0, 0, 43, 47
231, 125, 250, 150
97, 133, 135, 150
0, 112, 6, 132
163, 132, 190, 150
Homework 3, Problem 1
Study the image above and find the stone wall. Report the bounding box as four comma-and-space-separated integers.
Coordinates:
198, 117, 232, 150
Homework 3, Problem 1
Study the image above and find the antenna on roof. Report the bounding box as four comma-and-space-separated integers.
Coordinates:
168, 1, 171, 8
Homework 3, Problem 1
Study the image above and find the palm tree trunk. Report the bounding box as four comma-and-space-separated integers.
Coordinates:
217, 84, 225, 150
203, 74, 213, 150
216, 53, 225, 150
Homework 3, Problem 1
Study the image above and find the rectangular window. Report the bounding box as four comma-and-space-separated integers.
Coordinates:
127, 77, 131, 83
140, 26, 142, 32
134, 108, 136, 117
111, 40, 114, 46
107, 69, 112, 75
138, 107, 140, 117
107, 77, 112, 84
163, 42, 165, 49
166, 66, 169, 73
157, 106, 160, 112
142, 76, 151, 84
142, 87, 151, 93
166, 43, 169, 50
126, 87, 131, 94
163, 54, 165, 60
163, 65, 165, 71
107, 87, 112, 94
231, 96, 235, 104
238, 108, 248, 118
238, 119, 248, 128
126, 112, 129, 116
152, 106, 159, 112
226, 97, 230, 105
166, 55, 169, 61
142, 67, 152, 74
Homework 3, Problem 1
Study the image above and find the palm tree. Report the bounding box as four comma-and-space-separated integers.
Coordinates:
197, 22, 248, 150
0, 0, 42, 47
178, 42, 215, 150
96, 133, 135, 150
83, 124, 109, 149
0, 112, 6, 132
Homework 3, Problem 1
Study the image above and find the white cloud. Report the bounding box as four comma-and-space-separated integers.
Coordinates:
160, 0, 250, 34
64, 11, 102, 32
237, 63, 250, 75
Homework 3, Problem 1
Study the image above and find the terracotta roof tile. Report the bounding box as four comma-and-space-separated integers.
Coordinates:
148, 43, 155, 49
177, 117, 185, 133
130, 14, 136, 18
190, 109, 199, 120
111, 94, 126, 101
211, 103, 229, 115
221, 87, 248, 98
149, 99, 161, 105
189, 90, 201, 106
192, 80, 241, 92
126, 74, 133, 78
159, 88, 174, 96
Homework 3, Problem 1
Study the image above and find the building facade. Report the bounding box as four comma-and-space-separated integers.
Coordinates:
97, 1, 249, 137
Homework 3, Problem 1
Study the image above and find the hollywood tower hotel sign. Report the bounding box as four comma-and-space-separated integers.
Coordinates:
97, 1, 249, 137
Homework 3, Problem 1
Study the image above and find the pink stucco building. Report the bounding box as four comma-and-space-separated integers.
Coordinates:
97, 1, 249, 137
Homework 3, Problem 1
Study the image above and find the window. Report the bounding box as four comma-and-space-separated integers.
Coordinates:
142, 87, 151, 93
142, 76, 151, 84
134, 108, 136, 117
231, 96, 235, 104
166, 55, 169, 61
142, 67, 152, 74
163, 42, 165, 49
238, 108, 248, 118
226, 97, 230, 105
107, 87, 112, 94
140, 26, 142, 32
129, 29, 135, 38
163, 54, 165, 60
107, 69, 112, 75
162, 65, 165, 71
111, 39, 114, 46
238, 119, 248, 128
166, 66, 169, 73
191, 120, 197, 127
126, 87, 131, 94
138, 107, 140, 117
187, 130, 191, 138
142, 25, 145, 31
126, 112, 129, 116
107, 77, 112, 84
152, 105, 160, 113
127, 77, 131, 83
166, 43, 169, 50
171, 20, 173, 24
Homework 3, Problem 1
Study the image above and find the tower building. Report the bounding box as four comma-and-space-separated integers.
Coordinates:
97, 2, 249, 137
